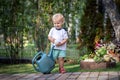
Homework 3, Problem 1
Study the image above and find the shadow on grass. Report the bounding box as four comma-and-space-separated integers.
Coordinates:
0, 64, 37, 74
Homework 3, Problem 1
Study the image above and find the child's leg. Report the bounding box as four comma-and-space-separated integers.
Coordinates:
58, 57, 64, 68
58, 57, 66, 73
54, 50, 66, 73
58, 50, 66, 68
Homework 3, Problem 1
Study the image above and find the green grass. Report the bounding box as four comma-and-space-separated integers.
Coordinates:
0, 64, 36, 74
0, 44, 120, 74
0, 62, 120, 74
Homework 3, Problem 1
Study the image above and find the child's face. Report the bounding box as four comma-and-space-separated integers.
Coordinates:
53, 18, 63, 29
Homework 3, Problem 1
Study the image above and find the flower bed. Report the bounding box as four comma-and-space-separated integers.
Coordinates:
80, 41, 120, 69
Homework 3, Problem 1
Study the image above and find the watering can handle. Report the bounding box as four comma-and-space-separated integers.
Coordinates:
48, 45, 55, 60
32, 51, 43, 72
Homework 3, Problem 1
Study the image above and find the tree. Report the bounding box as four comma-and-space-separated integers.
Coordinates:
102, 0, 120, 42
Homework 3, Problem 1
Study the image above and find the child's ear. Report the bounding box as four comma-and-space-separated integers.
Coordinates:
61, 21, 64, 25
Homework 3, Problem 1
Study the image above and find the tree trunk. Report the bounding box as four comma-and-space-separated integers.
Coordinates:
34, 0, 45, 51
103, 0, 120, 42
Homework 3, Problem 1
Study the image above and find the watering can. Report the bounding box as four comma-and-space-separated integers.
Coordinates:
32, 45, 55, 74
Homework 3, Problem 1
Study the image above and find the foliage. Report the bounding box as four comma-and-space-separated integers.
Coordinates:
77, 0, 118, 56
93, 46, 107, 62
0, 0, 120, 63
78, 0, 103, 55
80, 41, 119, 63
0, 0, 86, 61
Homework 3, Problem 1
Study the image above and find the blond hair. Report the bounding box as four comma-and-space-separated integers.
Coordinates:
52, 13, 65, 24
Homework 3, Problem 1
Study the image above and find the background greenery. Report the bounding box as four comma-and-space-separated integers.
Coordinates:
0, 0, 86, 63
0, 0, 120, 72
0, 0, 120, 73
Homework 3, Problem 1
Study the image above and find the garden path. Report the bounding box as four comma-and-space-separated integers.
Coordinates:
0, 72, 120, 80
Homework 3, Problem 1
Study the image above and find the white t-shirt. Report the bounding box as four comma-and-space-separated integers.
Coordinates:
48, 27, 68, 50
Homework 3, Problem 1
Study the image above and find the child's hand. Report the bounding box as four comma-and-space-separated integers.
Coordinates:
55, 39, 68, 46
52, 38, 55, 43
56, 42, 62, 46
48, 36, 55, 43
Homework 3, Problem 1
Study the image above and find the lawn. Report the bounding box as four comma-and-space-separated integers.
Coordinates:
0, 44, 120, 74
0, 62, 120, 74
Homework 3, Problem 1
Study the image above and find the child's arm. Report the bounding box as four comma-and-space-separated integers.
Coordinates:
56, 38, 68, 46
48, 36, 55, 43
